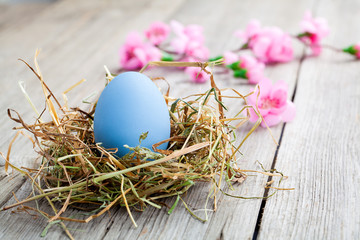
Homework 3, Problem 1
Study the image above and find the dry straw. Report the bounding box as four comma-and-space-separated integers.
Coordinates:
0, 51, 290, 239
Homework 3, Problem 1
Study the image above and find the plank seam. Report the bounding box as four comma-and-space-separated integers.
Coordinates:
251, 124, 286, 240
101, 218, 115, 239
251, 51, 306, 240
218, 222, 226, 240
0, 174, 6, 182
0, 168, 7, 181
291, 50, 306, 102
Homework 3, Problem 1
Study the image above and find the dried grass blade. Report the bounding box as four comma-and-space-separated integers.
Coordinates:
33, 50, 64, 133
18, 81, 43, 123
121, 175, 137, 227
49, 189, 72, 222
179, 197, 206, 222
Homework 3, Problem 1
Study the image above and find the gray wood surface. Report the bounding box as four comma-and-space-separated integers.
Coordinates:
0, 0, 359, 239
258, 1, 360, 239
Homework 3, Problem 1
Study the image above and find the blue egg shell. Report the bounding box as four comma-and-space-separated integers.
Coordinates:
93, 72, 170, 157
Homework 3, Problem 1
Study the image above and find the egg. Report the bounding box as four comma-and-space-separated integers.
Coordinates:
93, 72, 170, 157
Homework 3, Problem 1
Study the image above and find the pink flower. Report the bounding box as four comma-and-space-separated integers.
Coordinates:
234, 20, 261, 44
239, 55, 265, 84
119, 32, 161, 70
235, 21, 294, 63
248, 78, 295, 127
224, 52, 265, 84
300, 11, 330, 56
184, 41, 210, 60
343, 43, 360, 59
185, 67, 210, 84
170, 20, 209, 60
223, 51, 239, 65
355, 43, 360, 58
144, 21, 170, 45
250, 27, 294, 63
171, 20, 205, 43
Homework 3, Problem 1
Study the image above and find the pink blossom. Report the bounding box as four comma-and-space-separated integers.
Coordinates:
171, 20, 205, 43
144, 21, 170, 45
170, 20, 209, 60
234, 20, 261, 44
170, 34, 188, 55
185, 41, 210, 60
300, 11, 330, 56
224, 52, 265, 84
235, 21, 294, 63
185, 67, 210, 84
239, 55, 265, 84
248, 78, 295, 127
355, 43, 360, 58
119, 32, 161, 70
250, 27, 294, 63
223, 51, 239, 65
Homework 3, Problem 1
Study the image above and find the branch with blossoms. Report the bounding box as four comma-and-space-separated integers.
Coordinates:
119, 11, 360, 81
119, 20, 211, 83
118, 10, 359, 128
215, 11, 360, 80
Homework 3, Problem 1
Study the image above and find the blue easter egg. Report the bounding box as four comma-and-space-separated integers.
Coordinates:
93, 72, 170, 157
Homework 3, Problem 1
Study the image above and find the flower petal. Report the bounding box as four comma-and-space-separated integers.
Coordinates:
249, 108, 260, 122
281, 100, 296, 122
224, 51, 239, 65
170, 20, 184, 36
262, 114, 282, 127
258, 78, 272, 96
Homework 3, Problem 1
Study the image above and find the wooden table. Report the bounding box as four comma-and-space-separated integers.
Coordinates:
0, 0, 359, 239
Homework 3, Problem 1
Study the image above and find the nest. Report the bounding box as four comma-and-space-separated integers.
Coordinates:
0, 52, 290, 239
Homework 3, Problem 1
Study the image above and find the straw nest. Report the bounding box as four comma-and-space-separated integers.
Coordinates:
1, 52, 289, 238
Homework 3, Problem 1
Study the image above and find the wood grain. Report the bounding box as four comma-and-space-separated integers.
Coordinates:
0, 2, 51, 32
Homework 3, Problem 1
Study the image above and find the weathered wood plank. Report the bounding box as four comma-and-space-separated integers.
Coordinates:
258, 0, 360, 239
0, 177, 120, 240
0, 169, 26, 207
0, 2, 53, 31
